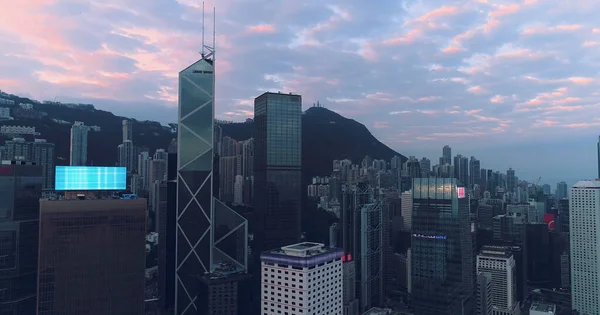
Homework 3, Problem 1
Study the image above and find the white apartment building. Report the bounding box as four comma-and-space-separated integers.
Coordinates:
477, 246, 518, 315
570, 180, 600, 314
0, 125, 36, 135
260, 242, 343, 315
70, 121, 89, 166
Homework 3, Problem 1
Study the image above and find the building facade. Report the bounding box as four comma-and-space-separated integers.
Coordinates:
37, 198, 146, 315
254, 92, 302, 251
0, 160, 42, 314
260, 242, 343, 315
411, 178, 475, 315
476, 246, 517, 314
570, 180, 600, 314
70, 121, 88, 166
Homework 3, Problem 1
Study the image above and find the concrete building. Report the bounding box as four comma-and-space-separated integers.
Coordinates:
570, 180, 600, 314
260, 242, 343, 315
477, 246, 518, 314
401, 190, 412, 231
529, 301, 556, 315
477, 272, 492, 315
37, 197, 147, 315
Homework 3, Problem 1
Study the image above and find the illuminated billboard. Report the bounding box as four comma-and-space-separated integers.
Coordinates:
457, 187, 466, 198
55, 166, 127, 191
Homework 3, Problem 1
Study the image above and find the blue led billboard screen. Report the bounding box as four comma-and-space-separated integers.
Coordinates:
55, 166, 127, 191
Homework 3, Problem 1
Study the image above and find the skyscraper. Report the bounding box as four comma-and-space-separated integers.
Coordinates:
598, 136, 600, 179
123, 119, 133, 142
0, 160, 42, 314
411, 178, 475, 315
70, 121, 88, 166
476, 246, 518, 314
453, 154, 469, 187
442, 145, 452, 165
570, 180, 600, 314
469, 156, 480, 189
254, 92, 302, 251
507, 168, 516, 193
37, 198, 147, 315
175, 38, 248, 314
556, 181, 568, 200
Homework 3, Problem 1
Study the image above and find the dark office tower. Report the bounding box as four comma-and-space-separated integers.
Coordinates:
453, 155, 469, 187
506, 168, 516, 193
480, 168, 487, 190
469, 157, 480, 189
159, 152, 177, 312
598, 135, 600, 179
486, 169, 493, 191
442, 145, 452, 165
197, 263, 251, 315
525, 223, 551, 288
37, 198, 146, 315
411, 178, 475, 315
254, 92, 302, 251
340, 183, 383, 312
556, 181, 568, 200
420, 157, 431, 177
0, 160, 42, 314
557, 198, 569, 233
123, 119, 133, 142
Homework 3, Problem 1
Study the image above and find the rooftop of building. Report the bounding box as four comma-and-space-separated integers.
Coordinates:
256, 91, 301, 98
573, 180, 600, 188
530, 301, 556, 313
198, 262, 250, 284
40, 196, 146, 213
268, 242, 337, 258
479, 246, 513, 258
361, 307, 406, 315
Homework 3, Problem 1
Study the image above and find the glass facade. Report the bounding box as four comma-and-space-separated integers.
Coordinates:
177, 57, 215, 315
254, 92, 302, 252
176, 57, 248, 315
0, 162, 42, 315
411, 178, 475, 315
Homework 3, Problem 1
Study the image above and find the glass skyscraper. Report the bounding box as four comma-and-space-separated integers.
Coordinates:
411, 178, 475, 315
175, 50, 248, 315
254, 92, 302, 251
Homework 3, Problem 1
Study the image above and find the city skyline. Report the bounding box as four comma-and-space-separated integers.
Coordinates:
1, 0, 599, 185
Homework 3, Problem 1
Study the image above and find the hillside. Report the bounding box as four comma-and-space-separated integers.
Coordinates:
219, 107, 406, 181
0, 94, 406, 178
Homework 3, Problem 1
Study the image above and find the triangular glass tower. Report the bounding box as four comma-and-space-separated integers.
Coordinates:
175, 36, 248, 314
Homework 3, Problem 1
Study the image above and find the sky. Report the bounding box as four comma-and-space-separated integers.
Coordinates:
0, 0, 599, 186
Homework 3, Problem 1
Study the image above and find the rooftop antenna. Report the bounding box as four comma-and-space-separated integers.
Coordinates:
201, 1, 205, 57
213, 6, 216, 59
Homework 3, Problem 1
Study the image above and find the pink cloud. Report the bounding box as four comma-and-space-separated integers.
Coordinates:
594, 28, 600, 33
467, 85, 487, 94
359, 41, 379, 62
563, 120, 600, 128
415, 6, 460, 23
34, 70, 109, 87
465, 109, 482, 115
568, 77, 594, 85
583, 41, 599, 47
383, 29, 422, 45
490, 95, 507, 103
418, 96, 441, 102
442, 46, 463, 54
247, 24, 276, 34
522, 24, 584, 35
552, 97, 581, 105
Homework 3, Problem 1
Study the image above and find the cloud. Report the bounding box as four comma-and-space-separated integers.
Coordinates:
0, 0, 599, 182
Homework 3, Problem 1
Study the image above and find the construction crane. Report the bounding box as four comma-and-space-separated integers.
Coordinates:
536, 176, 542, 186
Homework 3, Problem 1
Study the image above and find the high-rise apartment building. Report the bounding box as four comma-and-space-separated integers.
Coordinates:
260, 242, 343, 315
556, 181, 568, 199
442, 145, 452, 165
570, 180, 600, 314
476, 272, 492, 315
70, 121, 88, 166
1, 138, 55, 189
123, 119, 133, 142
477, 246, 518, 314
0, 160, 42, 314
469, 156, 480, 189
411, 178, 475, 315
597, 136, 600, 179
254, 92, 302, 251
507, 168, 516, 193
175, 47, 248, 314
119, 139, 134, 173
454, 155, 469, 187
420, 157, 431, 177
401, 190, 412, 231
37, 198, 147, 314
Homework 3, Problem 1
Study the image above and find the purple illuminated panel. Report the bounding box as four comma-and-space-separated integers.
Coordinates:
413, 233, 447, 240
457, 187, 465, 198
260, 249, 344, 269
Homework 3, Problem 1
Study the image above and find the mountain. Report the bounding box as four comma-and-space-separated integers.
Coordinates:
0, 94, 406, 178
219, 107, 406, 182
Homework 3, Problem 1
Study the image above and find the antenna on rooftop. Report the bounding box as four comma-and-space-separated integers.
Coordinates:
201, 2, 205, 57
213, 6, 216, 60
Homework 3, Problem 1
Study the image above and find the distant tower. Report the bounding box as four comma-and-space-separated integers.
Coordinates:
122, 120, 133, 142
70, 121, 88, 166
597, 136, 600, 179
